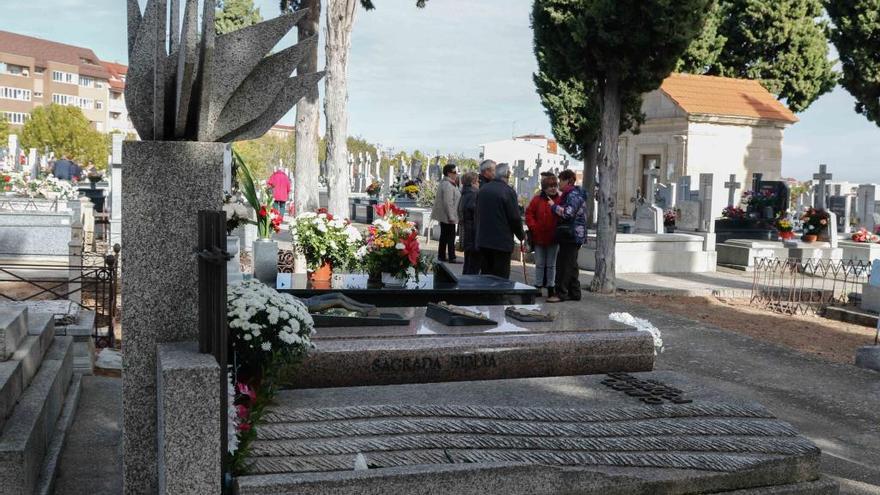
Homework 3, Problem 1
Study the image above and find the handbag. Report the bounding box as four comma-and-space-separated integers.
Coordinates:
555, 219, 576, 243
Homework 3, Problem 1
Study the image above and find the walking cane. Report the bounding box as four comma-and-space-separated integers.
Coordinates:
520, 242, 529, 285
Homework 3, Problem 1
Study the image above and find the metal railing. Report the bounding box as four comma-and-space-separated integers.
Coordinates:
750, 257, 873, 315
0, 244, 120, 347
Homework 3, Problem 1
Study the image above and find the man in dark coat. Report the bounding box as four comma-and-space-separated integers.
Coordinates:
457, 172, 480, 274
51, 155, 77, 180
475, 162, 524, 279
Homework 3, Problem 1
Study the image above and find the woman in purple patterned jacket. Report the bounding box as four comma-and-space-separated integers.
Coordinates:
549, 169, 588, 302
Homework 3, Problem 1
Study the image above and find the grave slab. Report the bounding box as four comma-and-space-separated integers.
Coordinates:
277, 274, 540, 306
295, 305, 653, 388
236, 371, 834, 495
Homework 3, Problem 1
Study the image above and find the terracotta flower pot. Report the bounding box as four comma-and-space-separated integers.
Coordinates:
802, 234, 817, 243
309, 261, 333, 283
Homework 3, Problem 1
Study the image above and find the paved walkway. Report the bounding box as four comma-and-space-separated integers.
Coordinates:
53, 375, 122, 495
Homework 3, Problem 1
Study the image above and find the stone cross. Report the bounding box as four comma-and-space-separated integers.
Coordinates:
751, 173, 763, 193
535, 153, 543, 173
676, 176, 692, 204
724, 174, 741, 207
699, 173, 716, 233
812, 164, 832, 210
643, 167, 660, 205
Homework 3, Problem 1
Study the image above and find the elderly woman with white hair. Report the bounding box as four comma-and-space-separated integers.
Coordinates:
474, 162, 524, 279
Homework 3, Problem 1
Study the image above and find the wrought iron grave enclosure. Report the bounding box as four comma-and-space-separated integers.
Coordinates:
750, 257, 873, 315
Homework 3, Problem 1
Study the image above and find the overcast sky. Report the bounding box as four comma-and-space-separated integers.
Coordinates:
2, 0, 878, 182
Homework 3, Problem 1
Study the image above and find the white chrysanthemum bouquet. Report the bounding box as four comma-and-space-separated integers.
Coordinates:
228, 279, 315, 375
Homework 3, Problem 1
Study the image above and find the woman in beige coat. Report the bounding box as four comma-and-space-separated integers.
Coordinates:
431, 164, 462, 263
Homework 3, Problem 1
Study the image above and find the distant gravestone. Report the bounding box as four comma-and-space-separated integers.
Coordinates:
677, 201, 701, 231
812, 164, 832, 210
634, 204, 663, 234
382, 166, 393, 197
410, 160, 423, 181
870, 260, 880, 287
655, 183, 675, 209
428, 162, 441, 182
856, 184, 877, 232
828, 195, 851, 233
724, 174, 741, 207
698, 173, 716, 233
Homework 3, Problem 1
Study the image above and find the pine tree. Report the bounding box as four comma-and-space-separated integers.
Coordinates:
826, 0, 880, 126
215, 0, 263, 35
533, 0, 710, 293
679, 0, 836, 113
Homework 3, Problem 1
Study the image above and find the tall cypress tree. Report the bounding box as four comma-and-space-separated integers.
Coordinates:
826, 0, 880, 126
533, 0, 710, 293
678, 0, 836, 113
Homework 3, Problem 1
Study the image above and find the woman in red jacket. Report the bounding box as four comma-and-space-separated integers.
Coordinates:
525, 174, 561, 301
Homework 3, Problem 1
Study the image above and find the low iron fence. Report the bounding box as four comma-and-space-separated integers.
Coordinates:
750, 257, 873, 315
0, 244, 120, 347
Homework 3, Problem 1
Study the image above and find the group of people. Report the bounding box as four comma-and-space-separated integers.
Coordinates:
49, 155, 99, 181
430, 159, 588, 302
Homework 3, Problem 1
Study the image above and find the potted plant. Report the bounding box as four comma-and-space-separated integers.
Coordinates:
744, 189, 777, 219
366, 180, 381, 198
800, 208, 829, 243
663, 209, 676, 233
226, 279, 315, 469
290, 208, 363, 283
362, 200, 431, 286
235, 150, 282, 284
401, 180, 420, 199
775, 217, 795, 240
721, 205, 746, 224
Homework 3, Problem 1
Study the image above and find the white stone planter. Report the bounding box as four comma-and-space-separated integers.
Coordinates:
840, 240, 880, 263
253, 238, 278, 286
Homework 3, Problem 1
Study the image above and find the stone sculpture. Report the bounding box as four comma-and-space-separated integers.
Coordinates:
126, 0, 324, 142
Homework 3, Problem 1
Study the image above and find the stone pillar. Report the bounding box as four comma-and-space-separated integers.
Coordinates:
68, 218, 83, 305
122, 141, 224, 494
109, 133, 124, 247
157, 342, 222, 495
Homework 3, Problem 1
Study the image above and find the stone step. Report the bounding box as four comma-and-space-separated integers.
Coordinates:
54, 309, 96, 374
0, 312, 57, 433
12, 312, 56, 390
236, 371, 834, 495
0, 308, 28, 360
0, 336, 74, 494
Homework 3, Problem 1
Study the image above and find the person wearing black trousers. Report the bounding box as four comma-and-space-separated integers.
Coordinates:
457, 171, 480, 274
475, 162, 524, 279
430, 163, 461, 263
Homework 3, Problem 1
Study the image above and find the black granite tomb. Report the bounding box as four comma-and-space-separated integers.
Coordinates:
276, 272, 539, 306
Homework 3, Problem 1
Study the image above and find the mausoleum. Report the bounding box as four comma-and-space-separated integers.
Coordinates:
618, 73, 798, 216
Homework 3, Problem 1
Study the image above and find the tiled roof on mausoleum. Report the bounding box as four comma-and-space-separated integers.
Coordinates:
661, 73, 798, 124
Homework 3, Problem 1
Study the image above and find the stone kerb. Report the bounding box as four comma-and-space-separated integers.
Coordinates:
157, 342, 221, 495
121, 141, 225, 494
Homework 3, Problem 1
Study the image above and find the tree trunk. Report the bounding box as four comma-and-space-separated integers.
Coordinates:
324, 0, 357, 218
583, 138, 598, 228
590, 74, 621, 294
293, 0, 321, 216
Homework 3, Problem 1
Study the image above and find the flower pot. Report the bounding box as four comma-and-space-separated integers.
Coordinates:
253, 238, 278, 285
779, 231, 795, 241
664, 225, 675, 233
381, 272, 406, 288
763, 206, 775, 220
309, 262, 333, 283
802, 234, 818, 243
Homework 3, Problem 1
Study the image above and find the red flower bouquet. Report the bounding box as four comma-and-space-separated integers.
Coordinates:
363, 200, 431, 282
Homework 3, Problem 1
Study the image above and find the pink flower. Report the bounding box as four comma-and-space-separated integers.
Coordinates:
236, 382, 257, 402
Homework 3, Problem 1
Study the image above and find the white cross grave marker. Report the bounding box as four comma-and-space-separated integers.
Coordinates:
724, 174, 741, 207
813, 164, 832, 210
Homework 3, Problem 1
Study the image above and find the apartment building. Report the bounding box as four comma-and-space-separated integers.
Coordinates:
101, 61, 135, 135
0, 30, 111, 132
